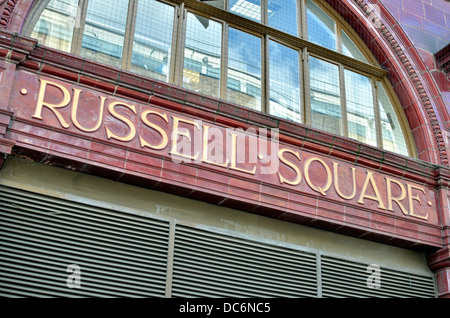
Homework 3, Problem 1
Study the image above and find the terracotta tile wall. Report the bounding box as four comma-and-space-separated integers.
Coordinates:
380, 0, 449, 102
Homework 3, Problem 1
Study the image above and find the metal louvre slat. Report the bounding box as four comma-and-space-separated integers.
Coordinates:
0, 185, 437, 298
322, 265, 435, 296
176, 232, 316, 270
0, 190, 167, 237
0, 203, 168, 253
322, 258, 436, 291
171, 225, 318, 298
321, 256, 435, 298
174, 241, 316, 281
174, 227, 316, 272
174, 257, 317, 290
2, 222, 167, 262
1, 214, 168, 263
0, 185, 170, 298
176, 227, 315, 259
173, 253, 317, 286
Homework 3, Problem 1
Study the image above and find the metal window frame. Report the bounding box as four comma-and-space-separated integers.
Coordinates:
23, 0, 415, 158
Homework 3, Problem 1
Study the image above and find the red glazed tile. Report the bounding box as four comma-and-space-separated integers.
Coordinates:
124, 160, 162, 179
150, 96, 184, 112
218, 101, 250, 122
185, 91, 220, 111
81, 60, 120, 82
403, 102, 427, 131
115, 85, 150, 104
247, 108, 279, 128
152, 81, 187, 102
87, 150, 126, 170
119, 71, 155, 93
48, 140, 89, 160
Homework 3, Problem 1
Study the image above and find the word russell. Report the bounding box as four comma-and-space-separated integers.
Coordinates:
29, 79, 431, 220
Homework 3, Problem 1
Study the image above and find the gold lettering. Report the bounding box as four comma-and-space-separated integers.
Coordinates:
229, 131, 257, 175
139, 110, 169, 150
71, 88, 106, 132
170, 115, 200, 161
357, 171, 386, 209
202, 125, 229, 167
304, 157, 332, 196
105, 101, 137, 142
407, 183, 428, 220
33, 79, 71, 128
386, 177, 408, 215
333, 162, 356, 200
277, 148, 302, 186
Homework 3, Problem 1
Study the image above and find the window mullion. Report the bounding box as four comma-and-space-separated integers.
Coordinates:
70, 0, 89, 56
261, 0, 268, 25
171, 3, 187, 86
336, 23, 343, 54
303, 49, 311, 126
121, 0, 139, 71
298, 47, 305, 125
220, 24, 229, 101
372, 79, 383, 150
263, 34, 270, 114
339, 65, 349, 138
297, 0, 304, 39
301, 0, 308, 39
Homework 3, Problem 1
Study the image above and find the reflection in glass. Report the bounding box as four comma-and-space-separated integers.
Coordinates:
342, 31, 367, 63
268, 0, 298, 36
183, 13, 222, 98
269, 41, 301, 122
31, 0, 79, 52
306, 0, 336, 51
227, 28, 262, 111
80, 0, 128, 68
130, 0, 174, 82
378, 82, 409, 156
310, 57, 341, 135
229, 0, 261, 22
200, 0, 225, 9
345, 70, 377, 146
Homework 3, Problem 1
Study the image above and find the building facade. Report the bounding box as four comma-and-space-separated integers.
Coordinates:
0, 0, 449, 298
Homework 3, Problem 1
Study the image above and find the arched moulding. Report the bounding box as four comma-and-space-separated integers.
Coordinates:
349, 0, 449, 166
0, 0, 18, 29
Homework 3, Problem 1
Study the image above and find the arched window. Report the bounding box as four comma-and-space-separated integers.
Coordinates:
23, 0, 414, 157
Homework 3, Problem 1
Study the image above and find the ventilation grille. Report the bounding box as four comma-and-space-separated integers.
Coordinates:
0, 185, 436, 298
171, 225, 317, 298
321, 256, 436, 298
0, 186, 170, 298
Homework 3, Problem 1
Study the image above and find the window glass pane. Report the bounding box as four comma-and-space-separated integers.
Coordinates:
183, 13, 222, 98
269, 41, 301, 122
130, 0, 174, 82
306, 0, 336, 51
342, 31, 368, 63
345, 70, 377, 146
268, 0, 298, 36
310, 57, 341, 135
378, 82, 409, 156
31, 0, 79, 52
227, 28, 262, 111
199, 0, 225, 9
229, 0, 261, 22
80, 0, 128, 68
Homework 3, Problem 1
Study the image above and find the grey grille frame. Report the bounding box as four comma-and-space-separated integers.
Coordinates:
0, 185, 437, 298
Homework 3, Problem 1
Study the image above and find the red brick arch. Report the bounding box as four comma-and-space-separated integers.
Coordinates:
325, 0, 449, 166
2, 0, 448, 166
